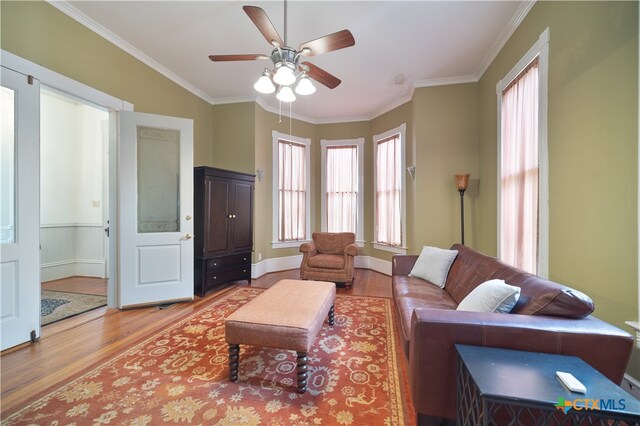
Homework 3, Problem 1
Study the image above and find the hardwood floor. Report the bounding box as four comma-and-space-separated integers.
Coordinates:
1, 268, 392, 414
42, 276, 108, 296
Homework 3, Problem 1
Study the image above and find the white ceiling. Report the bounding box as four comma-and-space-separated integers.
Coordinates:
59, 1, 531, 123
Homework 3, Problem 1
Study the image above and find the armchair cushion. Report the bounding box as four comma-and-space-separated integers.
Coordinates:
307, 254, 345, 270
313, 232, 356, 254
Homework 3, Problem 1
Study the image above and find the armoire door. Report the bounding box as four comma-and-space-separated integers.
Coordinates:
204, 176, 232, 256
232, 180, 253, 253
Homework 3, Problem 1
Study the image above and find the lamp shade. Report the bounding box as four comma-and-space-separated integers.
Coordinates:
276, 86, 296, 103
455, 173, 470, 191
254, 73, 275, 94
273, 63, 296, 86
295, 75, 316, 95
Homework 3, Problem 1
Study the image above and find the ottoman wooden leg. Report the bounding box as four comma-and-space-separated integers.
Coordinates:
296, 351, 308, 393
328, 304, 335, 326
229, 344, 239, 382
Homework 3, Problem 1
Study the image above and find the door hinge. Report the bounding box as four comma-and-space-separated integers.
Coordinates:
30, 330, 37, 343
27, 75, 34, 85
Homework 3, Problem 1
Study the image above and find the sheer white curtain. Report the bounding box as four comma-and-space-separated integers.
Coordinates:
326, 145, 358, 233
279, 140, 306, 241
376, 135, 401, 246
500, 59, 539, 274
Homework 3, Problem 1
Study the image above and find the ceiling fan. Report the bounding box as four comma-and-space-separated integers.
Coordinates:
209, 3, 355, 102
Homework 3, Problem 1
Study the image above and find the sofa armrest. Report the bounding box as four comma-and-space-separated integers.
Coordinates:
392, 255, 418, 276
344, 243, 358, 257
299, 242, 317, 254
409, 308, 633, 420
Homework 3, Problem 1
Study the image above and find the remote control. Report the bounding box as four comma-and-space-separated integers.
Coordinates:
556, 371, 587, 393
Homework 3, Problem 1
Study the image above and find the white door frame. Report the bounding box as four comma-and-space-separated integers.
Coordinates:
1, 50, 133, 309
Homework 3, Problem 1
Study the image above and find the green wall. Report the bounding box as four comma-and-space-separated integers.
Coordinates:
1, 1, 214, 165
476, 1, 638, 375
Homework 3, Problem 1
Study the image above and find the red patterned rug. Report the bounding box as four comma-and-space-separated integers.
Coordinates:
3, 287, 415, 425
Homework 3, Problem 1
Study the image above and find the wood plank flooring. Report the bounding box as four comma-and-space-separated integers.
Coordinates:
42, 276, 108, 296
1, 268, 392, 414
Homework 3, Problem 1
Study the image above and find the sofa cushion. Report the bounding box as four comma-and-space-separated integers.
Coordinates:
456, 279, 520, 313
393, 276, 457, 352
307, 253, 345, 270
409, 246, 458, 288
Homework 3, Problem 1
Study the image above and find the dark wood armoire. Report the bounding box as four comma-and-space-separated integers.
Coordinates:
194, 167, 254, 297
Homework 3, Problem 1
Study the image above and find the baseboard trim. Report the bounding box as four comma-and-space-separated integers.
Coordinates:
251, 255, 391, 279
41, 259, 105, 282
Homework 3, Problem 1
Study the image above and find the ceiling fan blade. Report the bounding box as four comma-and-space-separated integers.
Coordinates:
302, 62, 341, 89
209, 54, 268, 61
243, 6, 284, 47
299, 29, 355, 57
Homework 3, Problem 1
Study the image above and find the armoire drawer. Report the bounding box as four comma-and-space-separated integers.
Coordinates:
206, 266, 250, 286
207, 253, 250, 271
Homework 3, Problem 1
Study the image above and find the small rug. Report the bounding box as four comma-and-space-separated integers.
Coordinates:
6, 287, 415, 425
41, 290, 107, 326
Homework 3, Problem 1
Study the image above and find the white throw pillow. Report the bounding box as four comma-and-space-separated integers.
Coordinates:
408, 246, 458, 288
456, 279, 521, 313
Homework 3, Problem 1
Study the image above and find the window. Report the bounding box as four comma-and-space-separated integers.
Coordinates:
373, 123, 407, 253
320, 138, 364, 243
497, 29, 548, 276
272, 131, 311, 248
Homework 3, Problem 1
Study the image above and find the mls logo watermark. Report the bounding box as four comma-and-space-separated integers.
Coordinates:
555, 397, 627, 414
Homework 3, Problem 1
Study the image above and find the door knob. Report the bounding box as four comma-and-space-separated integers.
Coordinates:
184, 233, 194, 240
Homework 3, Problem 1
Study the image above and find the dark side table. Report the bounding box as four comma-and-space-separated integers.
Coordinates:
455, 344, 640, 425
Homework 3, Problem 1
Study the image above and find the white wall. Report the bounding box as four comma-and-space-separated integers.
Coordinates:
40, 89, 108, 281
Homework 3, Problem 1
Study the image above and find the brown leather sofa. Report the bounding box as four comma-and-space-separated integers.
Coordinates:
392, 244, 634, 423
300, 232, 357, 286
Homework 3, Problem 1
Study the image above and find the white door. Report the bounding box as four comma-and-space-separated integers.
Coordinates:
0, 67, 40, 350
117, 111, 194, 308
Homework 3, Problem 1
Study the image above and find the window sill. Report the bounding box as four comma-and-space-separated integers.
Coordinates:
271, 240, 311, 249
372, 242, 407, 255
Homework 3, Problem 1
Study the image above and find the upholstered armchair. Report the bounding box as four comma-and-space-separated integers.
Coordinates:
300, 232, 358, 287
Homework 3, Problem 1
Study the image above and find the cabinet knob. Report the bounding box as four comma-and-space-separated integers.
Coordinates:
228, 214, 233, 219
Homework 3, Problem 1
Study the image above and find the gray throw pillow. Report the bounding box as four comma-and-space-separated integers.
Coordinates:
457, 279, 521, 313
408, 246, 458, 288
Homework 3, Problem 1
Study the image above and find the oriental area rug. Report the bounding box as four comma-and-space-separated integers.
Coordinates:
4, 287, 415, 425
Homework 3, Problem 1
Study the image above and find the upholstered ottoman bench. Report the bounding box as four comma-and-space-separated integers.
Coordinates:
224, 279, 336, 393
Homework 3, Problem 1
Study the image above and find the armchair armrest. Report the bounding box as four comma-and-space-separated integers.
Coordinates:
409, 308, 633, 420
300, 242, 317, 254
392, 255, 418, 276
344, 243, 358, 257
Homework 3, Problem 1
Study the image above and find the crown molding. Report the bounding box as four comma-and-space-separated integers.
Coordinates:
47, 1, 216, 105
414, 75, 478, 88
368, 90, 415, 121
474, 0, 537, 79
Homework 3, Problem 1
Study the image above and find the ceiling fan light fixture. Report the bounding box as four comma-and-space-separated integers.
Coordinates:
273, 62, 296, 86
295, 74, 316, 95
276, 85, 296, 103
254, 70, 276, 94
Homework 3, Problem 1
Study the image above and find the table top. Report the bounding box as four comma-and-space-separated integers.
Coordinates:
455, 344, 640, 419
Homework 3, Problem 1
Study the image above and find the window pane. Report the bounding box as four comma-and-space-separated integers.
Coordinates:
376, 135, 401, 246
278, 140, 306, 241
326, 145, 357, 233
500, 61, 539, 273
137, 126, 180, 233
0, 87, 15, 244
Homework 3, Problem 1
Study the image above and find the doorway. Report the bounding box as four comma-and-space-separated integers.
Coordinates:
39, 87, 109, 325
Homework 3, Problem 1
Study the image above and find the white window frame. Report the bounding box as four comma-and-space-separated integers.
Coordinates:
496, 28, 549, 278
271, 130, 311, 249
373, 123, 407, 254
320, 138, 365, 246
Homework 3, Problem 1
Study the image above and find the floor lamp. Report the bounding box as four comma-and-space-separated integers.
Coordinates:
455, 174, 470, 245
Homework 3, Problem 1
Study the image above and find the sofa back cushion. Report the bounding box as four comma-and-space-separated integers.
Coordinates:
445, 244, 595, 319
312, 232, 356, 255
